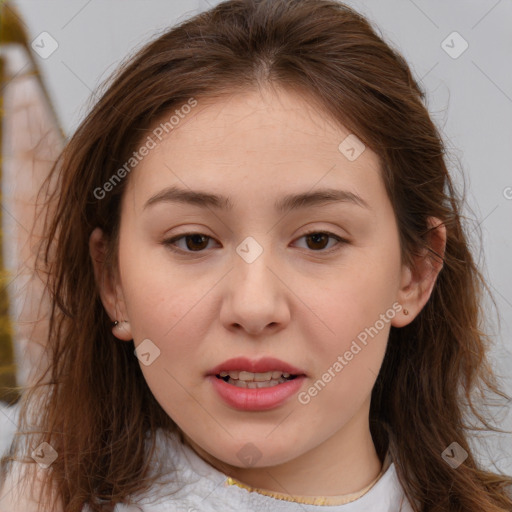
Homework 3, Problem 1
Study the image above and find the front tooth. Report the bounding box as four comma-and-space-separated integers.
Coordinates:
254, 371, 274, 382
238, 371, 281, 381
229, 378, 286, 388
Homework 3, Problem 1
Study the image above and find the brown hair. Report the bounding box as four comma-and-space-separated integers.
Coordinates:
2, 0, 511, 510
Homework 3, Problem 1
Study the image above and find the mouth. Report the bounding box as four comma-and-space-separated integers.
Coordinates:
207, 356, 307, 390
208, 366, 307, 411
215, 370, 300, 389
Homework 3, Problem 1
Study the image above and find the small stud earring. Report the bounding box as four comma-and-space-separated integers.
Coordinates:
112, 319, 129, 330
111, 320, 132, 340
403, 308, 409, 315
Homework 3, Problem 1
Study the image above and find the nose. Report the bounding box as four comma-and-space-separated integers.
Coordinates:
220, 243, 290, 336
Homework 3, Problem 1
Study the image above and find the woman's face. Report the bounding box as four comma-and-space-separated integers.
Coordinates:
93, 86, 415, 474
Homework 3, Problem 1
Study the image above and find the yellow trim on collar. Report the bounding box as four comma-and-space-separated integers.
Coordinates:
224, 453, 391, 506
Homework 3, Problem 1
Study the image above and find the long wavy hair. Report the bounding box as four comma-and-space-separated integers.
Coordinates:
1, 0, 511, 510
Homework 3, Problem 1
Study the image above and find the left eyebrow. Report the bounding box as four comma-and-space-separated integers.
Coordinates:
143, 185, 370, 213
275, 188, 370, 214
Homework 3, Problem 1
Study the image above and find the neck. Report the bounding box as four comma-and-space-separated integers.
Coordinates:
182, 399, 383, 498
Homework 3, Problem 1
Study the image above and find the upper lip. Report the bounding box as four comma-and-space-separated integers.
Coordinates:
207, 357, 306, 376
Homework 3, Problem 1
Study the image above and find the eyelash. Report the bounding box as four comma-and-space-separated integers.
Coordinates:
162, 230, 349, 256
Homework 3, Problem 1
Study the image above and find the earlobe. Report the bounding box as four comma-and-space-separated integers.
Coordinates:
89, 227, 133, 341
112, 320, 133, 341
391, 217, 446, 327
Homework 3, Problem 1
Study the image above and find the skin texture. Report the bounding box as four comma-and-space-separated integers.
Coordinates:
90, 86, 445, 497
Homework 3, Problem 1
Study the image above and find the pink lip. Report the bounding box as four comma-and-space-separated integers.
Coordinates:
207, 374, 307, 411
207, 356, 306, 376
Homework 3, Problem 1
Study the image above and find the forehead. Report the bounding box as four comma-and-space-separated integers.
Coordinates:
124, 87, 384, 212
158, 87, 356, 155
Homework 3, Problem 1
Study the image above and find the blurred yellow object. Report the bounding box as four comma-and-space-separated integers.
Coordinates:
0, 1, 64, 405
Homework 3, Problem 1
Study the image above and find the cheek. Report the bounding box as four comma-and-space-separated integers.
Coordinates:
122, 264, 210, 417
296, 239, 401, 387
298, 283, 392, 418
119, 237, 207, 338
303, 261, 399, 343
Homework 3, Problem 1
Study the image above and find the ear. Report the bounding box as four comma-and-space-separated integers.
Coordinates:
391, 217, 446, 328
89, 227, 133, 341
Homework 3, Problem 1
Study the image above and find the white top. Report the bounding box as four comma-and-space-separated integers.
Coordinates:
107, 428, 415, 512
0, 417, 413, 511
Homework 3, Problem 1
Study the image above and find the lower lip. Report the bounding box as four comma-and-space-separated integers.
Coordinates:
208, 375, 306, 411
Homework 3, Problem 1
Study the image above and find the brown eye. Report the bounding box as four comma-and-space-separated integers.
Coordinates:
163, 233, 216, 253
305, 232, 330, 250
295, 231, 347, 253
183, 234, 210, 251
